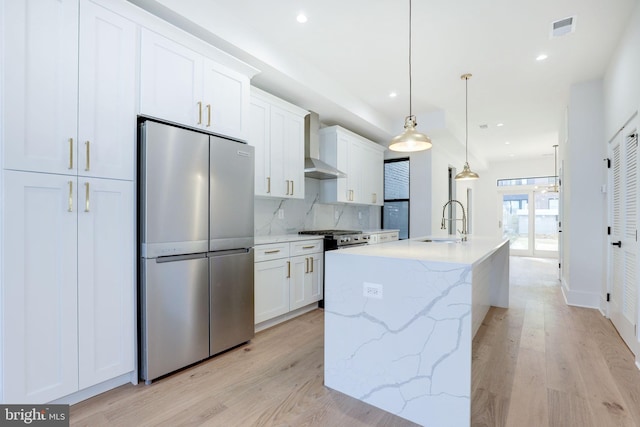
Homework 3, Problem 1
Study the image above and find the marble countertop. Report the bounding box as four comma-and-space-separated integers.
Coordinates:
362, 229, 399, 234
254, 234, 324, 245
330, 235, 508, 266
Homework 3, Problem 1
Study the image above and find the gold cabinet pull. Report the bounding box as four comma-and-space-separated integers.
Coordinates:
206, 104, 211, 127
305, 257, 309, 273
310, 256, 313, 273
264, 249, 280, 254
291, 180, 294, 196
84, 182, 90, 212
197, 101, 202, 124
285, 180, 290, 195
68, 138, 74, 169
85, 141, 90, 171
68, 181, 73, 212
286, 261, 291, 278
372, 193, 376, 203
302, 245, 315, 249
267, 177, 271, 194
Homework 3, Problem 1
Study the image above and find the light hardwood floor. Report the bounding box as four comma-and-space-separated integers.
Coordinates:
71, 257, 640, 426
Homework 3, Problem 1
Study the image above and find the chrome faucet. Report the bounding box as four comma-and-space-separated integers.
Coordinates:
441, 200, 468, 241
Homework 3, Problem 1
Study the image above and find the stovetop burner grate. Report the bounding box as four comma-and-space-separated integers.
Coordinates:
298, 229, 362, 236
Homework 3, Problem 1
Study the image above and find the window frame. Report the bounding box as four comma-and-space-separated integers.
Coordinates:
382, 157, 410, 239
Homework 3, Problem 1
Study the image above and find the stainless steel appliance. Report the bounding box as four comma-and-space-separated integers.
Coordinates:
298, 229, 370, 250
139, 120, 254, 383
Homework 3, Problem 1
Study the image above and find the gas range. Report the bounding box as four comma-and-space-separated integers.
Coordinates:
298, 229, 370, 250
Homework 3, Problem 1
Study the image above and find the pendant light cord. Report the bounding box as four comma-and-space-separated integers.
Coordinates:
465, 76, 468, 162
408, 0, 413, 118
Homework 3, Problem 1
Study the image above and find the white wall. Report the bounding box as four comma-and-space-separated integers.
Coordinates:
603, 3, 640, 141
562, 79, 606, 308
602, 2, 640, 315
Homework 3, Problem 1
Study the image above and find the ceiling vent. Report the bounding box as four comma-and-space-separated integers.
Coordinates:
551, 16, 576, 38
479, 124, 489, 129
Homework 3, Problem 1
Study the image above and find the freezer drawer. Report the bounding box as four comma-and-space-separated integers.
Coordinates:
141, 255, 209, 382
209, 248, 255, 355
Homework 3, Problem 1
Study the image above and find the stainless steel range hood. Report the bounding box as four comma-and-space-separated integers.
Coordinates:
304, 112, 346, 179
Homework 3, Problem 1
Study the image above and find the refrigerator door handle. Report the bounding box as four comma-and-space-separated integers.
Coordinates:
155, 253, 207, 263
207, 248, 251, 258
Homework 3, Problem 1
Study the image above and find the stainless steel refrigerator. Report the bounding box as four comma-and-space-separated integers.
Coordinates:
139, 120, 254, 383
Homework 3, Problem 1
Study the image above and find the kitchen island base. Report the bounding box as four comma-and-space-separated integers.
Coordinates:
324, 238, 509, 426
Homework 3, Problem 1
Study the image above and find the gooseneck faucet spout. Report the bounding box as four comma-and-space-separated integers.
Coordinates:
441, 200, 468, 241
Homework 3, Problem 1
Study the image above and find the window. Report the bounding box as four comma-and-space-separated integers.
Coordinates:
383, 158, 409, 239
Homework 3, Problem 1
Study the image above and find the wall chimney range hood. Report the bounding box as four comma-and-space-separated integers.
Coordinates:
304, 112, 346, 179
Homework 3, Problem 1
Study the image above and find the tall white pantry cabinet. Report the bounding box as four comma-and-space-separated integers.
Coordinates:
1, 0, 136, 403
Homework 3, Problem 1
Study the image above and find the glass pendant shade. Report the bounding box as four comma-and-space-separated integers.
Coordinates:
389, 115, 432, 152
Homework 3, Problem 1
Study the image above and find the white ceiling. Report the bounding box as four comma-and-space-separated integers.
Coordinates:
130, 0, 638, 166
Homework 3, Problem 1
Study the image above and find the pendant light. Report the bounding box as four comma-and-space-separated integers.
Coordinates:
389, 0, 432, 152
455, 73, 479, 180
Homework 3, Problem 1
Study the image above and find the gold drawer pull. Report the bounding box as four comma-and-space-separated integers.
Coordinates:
84, 182, 90, 212
286, 261, 291, 278
68, 181, 73, 212
302, 245, 315, 249
68, 138, 74, 169
309, 257, 313, 273
264, 249, 280, 254
85, 141, 91, 171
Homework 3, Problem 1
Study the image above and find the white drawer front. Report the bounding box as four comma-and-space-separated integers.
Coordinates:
254, 243, 290, 262
290, 239, 323, 256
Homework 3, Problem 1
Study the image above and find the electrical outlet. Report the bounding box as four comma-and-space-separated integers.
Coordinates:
358, 211, 362, 220
363, 282, 383, 299
278, 209, 284, 219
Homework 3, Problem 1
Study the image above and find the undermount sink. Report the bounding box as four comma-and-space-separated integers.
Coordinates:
420, 237, 460, 243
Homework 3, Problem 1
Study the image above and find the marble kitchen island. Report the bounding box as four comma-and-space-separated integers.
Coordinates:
324, 236, 509, 427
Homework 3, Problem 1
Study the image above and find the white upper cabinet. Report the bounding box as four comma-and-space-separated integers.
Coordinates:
78, 1, 136, 180
2, 0, 136, 180
2, 0, 79, 175
140, 29, 251, 142
203, 58, 250, 141
320, 126, 385, 205
249, 87, 307, 199
139, 29, 203, 129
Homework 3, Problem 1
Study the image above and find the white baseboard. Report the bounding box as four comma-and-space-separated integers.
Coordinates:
52, 373, 134, 405
255, 303, 319, 333
561, 278, 600, 308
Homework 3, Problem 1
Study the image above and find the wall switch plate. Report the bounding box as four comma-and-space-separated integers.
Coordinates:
278, 209, 284, 219
363, 282, 383, 299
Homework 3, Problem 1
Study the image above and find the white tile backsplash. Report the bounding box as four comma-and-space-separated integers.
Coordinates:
254, 178, 381, 235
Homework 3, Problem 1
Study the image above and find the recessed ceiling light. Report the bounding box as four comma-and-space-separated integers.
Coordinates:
509, 154, 515, 157
496, 123, 504, 127
505, 141, 510, 145
389, 91, 397, 98
296, 13, 308, 23
536, 54, 548, 61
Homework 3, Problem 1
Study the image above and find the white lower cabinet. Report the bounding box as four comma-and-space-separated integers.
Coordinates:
2, 171, 134, 403
254, 239, 323, 325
